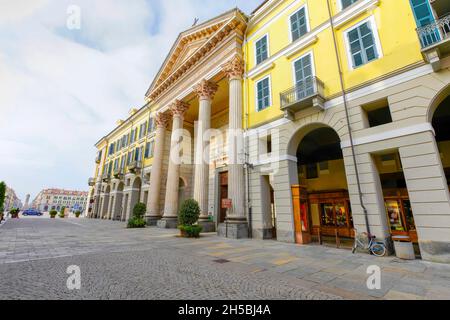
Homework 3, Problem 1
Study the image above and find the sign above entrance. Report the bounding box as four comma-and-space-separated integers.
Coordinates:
222, 199, 232, 209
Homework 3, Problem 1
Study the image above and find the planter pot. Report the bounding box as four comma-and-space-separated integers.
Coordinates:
11, 214, 19, 219
50, 216, 56, 219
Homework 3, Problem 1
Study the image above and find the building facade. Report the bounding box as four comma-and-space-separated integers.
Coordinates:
32, 189, 88, 213
4, 186, 23, 211
88, 0, 450, 263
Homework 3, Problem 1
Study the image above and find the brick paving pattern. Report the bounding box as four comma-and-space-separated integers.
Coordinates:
1, 218, 450, 300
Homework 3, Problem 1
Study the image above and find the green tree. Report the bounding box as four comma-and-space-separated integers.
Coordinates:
0, 181, 6, 213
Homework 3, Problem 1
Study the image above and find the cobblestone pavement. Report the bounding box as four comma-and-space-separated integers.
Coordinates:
1, 218, 450, 300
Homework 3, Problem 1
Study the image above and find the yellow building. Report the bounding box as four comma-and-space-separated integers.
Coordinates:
88, 0, 450, 263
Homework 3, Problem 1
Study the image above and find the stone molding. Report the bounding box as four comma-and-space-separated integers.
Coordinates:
193, 79, 219, 100
222, 55, 245, 80
155, 112, 171, 128
169, 100, 190, 118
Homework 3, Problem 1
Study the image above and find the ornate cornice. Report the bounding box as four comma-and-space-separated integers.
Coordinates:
155, 112, 171, 128
169, 100, 190, 118
146, 10, 247, 102
222, 55, 245, 80
193, 80, 219, 100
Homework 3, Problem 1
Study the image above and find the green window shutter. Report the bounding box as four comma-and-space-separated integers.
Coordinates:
348, 22, 379, 68
290, 7, 308, 42
257, 78, 271, 111
255, 36, 268, 65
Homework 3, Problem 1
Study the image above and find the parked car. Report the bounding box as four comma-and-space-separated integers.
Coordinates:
22, 209, 43, 217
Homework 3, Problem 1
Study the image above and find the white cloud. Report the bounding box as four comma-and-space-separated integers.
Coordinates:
0, 0, 261, 200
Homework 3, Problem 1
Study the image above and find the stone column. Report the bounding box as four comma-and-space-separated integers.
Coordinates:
193, 80, 218, 232
219, 55, 248, 239
145, 112, 170, 225
158, 100, 190, 229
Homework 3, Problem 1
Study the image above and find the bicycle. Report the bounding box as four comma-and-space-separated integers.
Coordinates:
352, 229, 387, 257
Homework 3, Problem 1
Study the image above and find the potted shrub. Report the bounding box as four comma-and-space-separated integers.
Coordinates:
178, 199, 202, 238
74, 211, 81, 218
10, 208, 20, 219
49, 210, 57, 219
59, 206, 66, 218
127, 202, 147, 229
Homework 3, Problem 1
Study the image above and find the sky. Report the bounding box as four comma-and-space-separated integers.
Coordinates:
0, 0, 262, 203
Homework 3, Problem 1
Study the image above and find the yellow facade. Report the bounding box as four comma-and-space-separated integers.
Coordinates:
93, 107, 157, 182
244, 0, 424, 128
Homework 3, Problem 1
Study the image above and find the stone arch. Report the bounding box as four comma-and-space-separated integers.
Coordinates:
286, 122, 343, 158
427, 83, 450, 123
125, 176, 143, 221
285, 121, 353, 244
430, 88, 450, 188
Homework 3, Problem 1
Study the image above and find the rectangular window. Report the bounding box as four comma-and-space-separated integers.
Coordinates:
255, 35, 268, 65
127, 151, 133, 165
145, 141, 155, 159
120, 156, 125, 169
139, 122, 147, 139
256, 77, 271, 112
114, 159, 119, 170
290, 7, 308, 42
346, 19, 380, 68
306, 163, 318, 179
341, 0, 358, 10
293, 54, 314, 99
148, 118, 156, 133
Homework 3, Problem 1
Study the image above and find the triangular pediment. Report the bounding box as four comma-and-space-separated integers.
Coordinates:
146, 9, 248, 100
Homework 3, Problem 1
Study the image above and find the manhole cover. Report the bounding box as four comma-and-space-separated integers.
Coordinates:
213, 259, 230, 264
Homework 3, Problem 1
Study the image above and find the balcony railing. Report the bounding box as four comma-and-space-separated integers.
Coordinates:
113, 168, 125, 179
416, 14, 450, 49
101, 174, 111, 183
88, 178, 95, 187
280, 77, 325, 119
128, 161, 142, 173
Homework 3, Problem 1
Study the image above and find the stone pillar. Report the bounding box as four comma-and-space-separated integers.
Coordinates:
193, 80, 218, 232
218, 55, 248, 239
158, 100, 190, 229
145, 112, 170, 225
110, 190, 123, 221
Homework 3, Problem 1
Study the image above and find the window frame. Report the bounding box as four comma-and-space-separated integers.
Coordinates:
288, 3, 310, 43
291, 50, 316, 91
254, 33, 270, 66
255, 75, 273, 112
338, 0, 359, 11
343, 15, 383, 70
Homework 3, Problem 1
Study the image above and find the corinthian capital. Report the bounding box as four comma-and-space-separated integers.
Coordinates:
221, 55, 245, 80
193, 80, 219, 101
155, 112, 171, 128
169, 100, 190, 118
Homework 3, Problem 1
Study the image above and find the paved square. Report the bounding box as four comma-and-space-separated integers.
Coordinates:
1, 218, 450, 300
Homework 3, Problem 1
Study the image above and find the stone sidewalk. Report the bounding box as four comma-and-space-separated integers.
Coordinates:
1, 218, 450, 300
